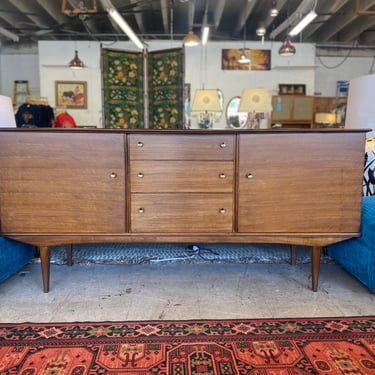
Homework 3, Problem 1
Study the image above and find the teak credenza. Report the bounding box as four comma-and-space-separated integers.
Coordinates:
0, 128, 368, 292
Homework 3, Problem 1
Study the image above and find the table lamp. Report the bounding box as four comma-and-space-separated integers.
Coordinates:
191, 89, 221, 128
238, 88, 272, 128
315, 112, 341, 127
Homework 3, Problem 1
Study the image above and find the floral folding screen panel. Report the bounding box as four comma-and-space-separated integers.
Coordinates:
102, 49, 144, 128
148, 48, 184, 129
102, 47, 184, 129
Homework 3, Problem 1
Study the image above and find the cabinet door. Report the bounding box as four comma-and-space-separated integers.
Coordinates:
238, 133, 364, 233
293, 96, 313, 120
0, 132, 126, 233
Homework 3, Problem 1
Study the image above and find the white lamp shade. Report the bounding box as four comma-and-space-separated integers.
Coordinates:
346, 74, 375, 137
238, 88, 272, 113
191, 89, 221, 112
0, 95, 16, 127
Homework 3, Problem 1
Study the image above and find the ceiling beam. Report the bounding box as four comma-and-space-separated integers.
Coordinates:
160, 0, 169, 34
300, 0, 351, 41
269, 0, 315, 40
212, 0, 225, 29
233, 0, 258, 36
129, 0, 146, 34
315, 0, 375, 42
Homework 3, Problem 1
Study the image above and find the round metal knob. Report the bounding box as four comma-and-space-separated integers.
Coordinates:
137, 141, 144, 147
246, 173, 254, 179
219, 208, 226, 214
109, 172, 117, 178
219, 173, 226, 179
138, 208, 144, 213
137, 172, 144, 178
220, 142, 226, 148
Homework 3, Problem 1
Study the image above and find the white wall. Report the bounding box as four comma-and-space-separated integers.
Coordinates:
0, 53, 40, 98
0, 40, 374, 128
38, 41, 102, 127
314, 55, 375, 96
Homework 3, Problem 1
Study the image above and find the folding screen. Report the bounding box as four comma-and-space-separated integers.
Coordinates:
102, 49, 144, 129
102, 47, 184, 129
148, 48, 184, 129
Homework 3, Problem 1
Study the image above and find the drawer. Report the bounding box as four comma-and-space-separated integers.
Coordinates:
130, 161, 234, 192
129, 134, 234, 160
130, 193, 233, 232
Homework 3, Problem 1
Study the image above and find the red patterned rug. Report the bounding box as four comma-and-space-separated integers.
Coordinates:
1, 317, 374, 374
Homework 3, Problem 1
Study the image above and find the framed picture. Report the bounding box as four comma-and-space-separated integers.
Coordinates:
279, 84, 306, 95
222, 49, 271, 71
55, 81, 87, 109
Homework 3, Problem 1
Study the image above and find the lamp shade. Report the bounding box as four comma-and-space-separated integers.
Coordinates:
183, 31, 200, 46
346, 74, 375, 137
238, 88, 272, 113
0, 95, 16, 127
69, 50, 84, 69
279, 38, 296, 56
191, 89, 221, 112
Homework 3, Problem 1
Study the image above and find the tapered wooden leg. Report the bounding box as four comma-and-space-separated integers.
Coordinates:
39, 246, 51, 293
290, 245, 297, 265
66, 244, 73, 266
311, 246, 322, 292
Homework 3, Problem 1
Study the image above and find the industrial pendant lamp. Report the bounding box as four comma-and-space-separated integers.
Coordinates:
69, 50, 84, 69
279, 38, 296, 56
238, 23, 250, 64
183, 31, 200, 46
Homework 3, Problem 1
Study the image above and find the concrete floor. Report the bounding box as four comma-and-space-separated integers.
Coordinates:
0, 261, 374, 323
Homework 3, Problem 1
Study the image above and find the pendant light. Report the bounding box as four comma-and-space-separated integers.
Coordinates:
69, 50, 84, 69
270, 0, 278, 17
278, 38, 296, 56
183, 31, 200, 46
238, 23, 250, 64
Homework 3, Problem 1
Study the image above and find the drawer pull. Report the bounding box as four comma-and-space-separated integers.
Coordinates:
137, 141, 144, 147
109, 172, 118, 178
219, 208, 226, 214
137, 172, 144, 178
246, 173, 254, 179
219, 173, 226, 179
220, 142, 226, 148
138, 208, 145, 213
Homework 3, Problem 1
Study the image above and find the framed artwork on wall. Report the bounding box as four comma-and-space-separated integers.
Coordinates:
278, 84, 306, 95
55, 81, 87, 109
221, 49, 271, 71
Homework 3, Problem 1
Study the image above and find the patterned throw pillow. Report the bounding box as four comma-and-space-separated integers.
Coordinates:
364, 137, 375, 196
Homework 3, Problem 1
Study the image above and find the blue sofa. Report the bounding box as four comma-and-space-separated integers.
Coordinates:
328, 196, 375, 293
0, 237, 35, 284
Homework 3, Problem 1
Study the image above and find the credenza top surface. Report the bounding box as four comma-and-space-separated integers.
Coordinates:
0, 128, 370, 135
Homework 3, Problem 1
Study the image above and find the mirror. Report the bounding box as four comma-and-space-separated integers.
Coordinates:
225, 96, 248, 128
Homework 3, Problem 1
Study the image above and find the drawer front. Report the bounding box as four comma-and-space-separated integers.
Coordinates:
130, 161, 234, 192
130, 193, 233, 232
129, 134, 234, 160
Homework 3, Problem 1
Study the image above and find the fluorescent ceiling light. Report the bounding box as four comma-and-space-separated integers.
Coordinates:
289, 10, 317, 36
107, 7, 144, 49
201, 26, 210, 45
